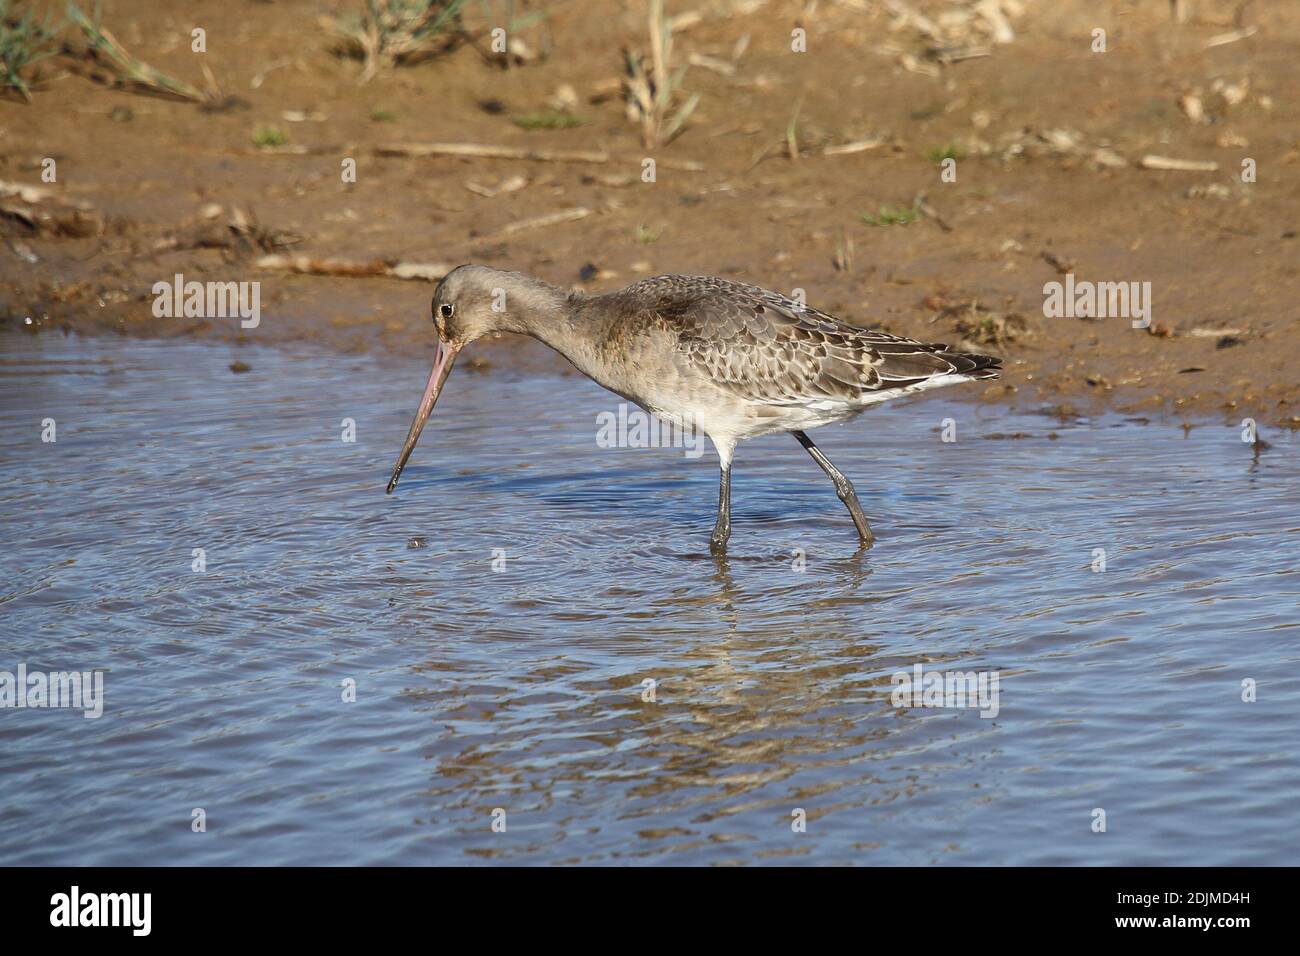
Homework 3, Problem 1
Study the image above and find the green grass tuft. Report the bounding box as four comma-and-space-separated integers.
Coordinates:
926, 143, 965, 163
859, 202, 921, 227
329, 0, 468, 83
0, 0, 62, 101
252, 125, 289, 147
512, 111, 586, 130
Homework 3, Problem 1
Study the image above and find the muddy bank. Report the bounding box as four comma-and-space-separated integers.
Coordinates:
2, 0, 1298, 429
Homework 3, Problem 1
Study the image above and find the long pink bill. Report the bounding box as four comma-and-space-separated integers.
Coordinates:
386, 340, 460, 494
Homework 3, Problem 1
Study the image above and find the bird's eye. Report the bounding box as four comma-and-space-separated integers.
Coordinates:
439, 303, 455, 319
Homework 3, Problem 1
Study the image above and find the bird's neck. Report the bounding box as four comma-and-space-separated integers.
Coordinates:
490, 273, 575, 337
490, 276, 609, 376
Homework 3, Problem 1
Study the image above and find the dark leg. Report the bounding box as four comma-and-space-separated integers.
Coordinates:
710, 461, 732, 552
793, 430, 874, 546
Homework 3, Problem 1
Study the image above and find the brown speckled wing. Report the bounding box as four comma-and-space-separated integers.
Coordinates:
627, 275, 998, 406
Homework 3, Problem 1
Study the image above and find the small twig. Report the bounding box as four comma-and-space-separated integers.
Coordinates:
687, 52, 735, 76
823, 137, 887, 156
376, 142, 704, 170
882, 0, 941, 41
1041, 250, 1074, 274
1140, 155, 1219, 172
463, 174, 526, 198
250, 57, 292, 90
151, 209, 301, 257
1204, 26, 1258, 49
0, 201, 102, 237
246, 144, 342, 156
0, 179, 87, 207
469, 207, 592, 245
255, 255, 452, 281
377, 142, 610, 164
924, 45, 992, 64
913, 193, 952, 232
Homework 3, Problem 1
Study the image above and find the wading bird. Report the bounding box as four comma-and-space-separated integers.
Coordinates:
387, 265, 1000, 551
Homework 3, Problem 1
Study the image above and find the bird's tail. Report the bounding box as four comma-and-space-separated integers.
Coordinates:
942, 349, 1002, 381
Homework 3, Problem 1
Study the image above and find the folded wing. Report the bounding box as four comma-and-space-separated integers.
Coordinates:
634, 275, 1000, 407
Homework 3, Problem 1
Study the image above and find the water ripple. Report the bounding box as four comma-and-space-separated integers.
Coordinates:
1, 334, 1296, 865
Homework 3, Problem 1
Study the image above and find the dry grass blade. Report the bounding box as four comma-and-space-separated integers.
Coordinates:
327, 0, 466, 83
623, 0, 700, 148
660, 91, 699, 144
786, 95, 804, 161
66, 3, 223, 105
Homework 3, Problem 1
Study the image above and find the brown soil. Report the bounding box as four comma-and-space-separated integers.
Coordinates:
3, 0, 1298, 429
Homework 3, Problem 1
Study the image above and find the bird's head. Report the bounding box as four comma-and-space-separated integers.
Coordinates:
429, 263, 509, 348
386, 264, 566, 495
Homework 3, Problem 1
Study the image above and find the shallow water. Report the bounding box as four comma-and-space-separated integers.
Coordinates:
1, 333, 1297, 866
